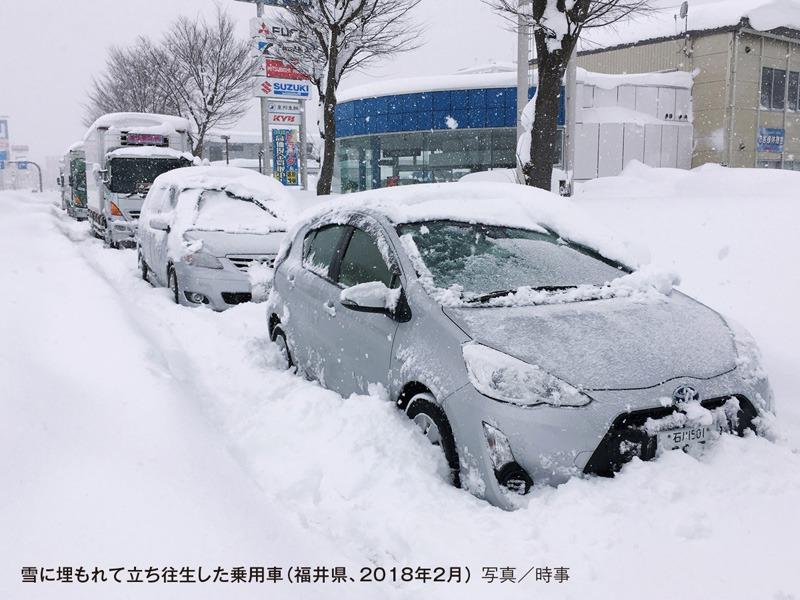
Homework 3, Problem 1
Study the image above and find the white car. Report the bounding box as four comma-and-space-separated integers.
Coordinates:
137, 166, 291, 310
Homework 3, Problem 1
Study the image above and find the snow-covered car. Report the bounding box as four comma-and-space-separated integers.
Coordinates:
137, 166, 291, 311
266, 182, 775, 509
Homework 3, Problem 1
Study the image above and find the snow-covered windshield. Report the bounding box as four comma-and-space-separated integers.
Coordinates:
192, 190, 283, 233
108, 157, 188, 194
397, 220, 627, 302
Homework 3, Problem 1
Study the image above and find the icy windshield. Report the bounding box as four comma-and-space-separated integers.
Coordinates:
108, 158, 188, 195
192, 190, 283, 233
397, 220, 627, 301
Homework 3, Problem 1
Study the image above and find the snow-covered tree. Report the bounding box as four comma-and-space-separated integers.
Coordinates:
85, 9, 256, 158
273, 0, 423, 195
487, 0, 650, 190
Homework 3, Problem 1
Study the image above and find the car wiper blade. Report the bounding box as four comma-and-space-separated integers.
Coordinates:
464, 289, 517, 303
464, 285, 579, 304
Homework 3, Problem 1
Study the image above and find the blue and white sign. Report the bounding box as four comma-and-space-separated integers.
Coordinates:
16, 161, 28, 170
0, 160, 5, 170
255, 77, 311, 99
757, 127, 785, 153
272, 129, 300, 186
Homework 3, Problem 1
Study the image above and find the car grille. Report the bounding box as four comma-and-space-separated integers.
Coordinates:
222, 292, 252, 305
583, 395, 758, 477
128, 210, 141, 220
226, 254, 276, 273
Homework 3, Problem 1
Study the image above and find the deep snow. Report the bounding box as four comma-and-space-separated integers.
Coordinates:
2, 166, 800, 599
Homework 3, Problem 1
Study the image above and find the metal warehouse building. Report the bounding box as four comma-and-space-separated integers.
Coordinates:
575, 1, 800, 170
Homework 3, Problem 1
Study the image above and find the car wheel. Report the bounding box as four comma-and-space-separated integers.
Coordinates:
138, 252, 149, 282
270, 326, 293, 370
168, 267, 180, 304
406, 394, 461, 488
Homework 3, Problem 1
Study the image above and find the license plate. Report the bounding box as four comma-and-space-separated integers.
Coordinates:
657, 425, 710, 452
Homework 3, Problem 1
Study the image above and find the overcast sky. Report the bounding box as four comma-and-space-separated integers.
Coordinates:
0, 0, 515, 163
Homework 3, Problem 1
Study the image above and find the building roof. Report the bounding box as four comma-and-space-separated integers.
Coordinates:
580, 0, 800, 53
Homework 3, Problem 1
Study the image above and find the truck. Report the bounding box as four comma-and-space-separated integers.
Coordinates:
84, 113, 193, 248
57, 142, 88, 220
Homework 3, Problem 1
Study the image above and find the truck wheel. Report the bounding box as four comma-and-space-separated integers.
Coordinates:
406, 395, 461, 488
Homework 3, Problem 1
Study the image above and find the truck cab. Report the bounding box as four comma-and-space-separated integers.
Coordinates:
84, 113, 193, 248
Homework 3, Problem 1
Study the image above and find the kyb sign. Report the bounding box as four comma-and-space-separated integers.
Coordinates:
269, 113, 300, 125
255, 77, 311, 99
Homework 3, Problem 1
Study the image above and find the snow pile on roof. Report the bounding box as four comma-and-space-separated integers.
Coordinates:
107, 146, 195, 161
84, 112, 191, 140
340, 67, 694, 103
304, 182, 648, 269
66, 140, 84, 153
582, 0, 800, 51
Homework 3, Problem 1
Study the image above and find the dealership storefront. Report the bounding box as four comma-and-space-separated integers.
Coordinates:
334, 70, 564, 192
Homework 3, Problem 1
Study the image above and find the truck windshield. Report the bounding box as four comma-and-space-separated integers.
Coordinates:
108, 158, 188, 195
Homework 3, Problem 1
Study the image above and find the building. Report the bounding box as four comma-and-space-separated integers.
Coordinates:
575, 0, 800, 170
334, 65, 692, 192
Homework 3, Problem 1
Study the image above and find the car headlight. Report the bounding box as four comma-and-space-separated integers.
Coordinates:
183, 250, 223, 270
463, 343, 592, 407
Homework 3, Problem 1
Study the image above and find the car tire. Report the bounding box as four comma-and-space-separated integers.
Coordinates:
138, 252, 149, 282
168, 266, 180, 304
270, 326, 294, 370
406, 395, 461, 488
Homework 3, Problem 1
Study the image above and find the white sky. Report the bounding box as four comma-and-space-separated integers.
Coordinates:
0, 0, 515, 164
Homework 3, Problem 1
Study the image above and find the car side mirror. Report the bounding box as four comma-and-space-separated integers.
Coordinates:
340, 281, 401, 315
149, 217, 171, 233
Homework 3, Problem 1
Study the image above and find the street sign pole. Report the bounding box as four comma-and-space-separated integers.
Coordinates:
299, 101, 308, 189
256, 1, 273, 177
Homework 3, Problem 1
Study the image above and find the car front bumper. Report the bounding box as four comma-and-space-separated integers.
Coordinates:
109, 219, 138, 246
442, 368, 773, 510
174, 263, 253, 312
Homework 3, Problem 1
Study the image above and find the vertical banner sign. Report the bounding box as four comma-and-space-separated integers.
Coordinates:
272, 129, 300, 186
0, 119, 9, 163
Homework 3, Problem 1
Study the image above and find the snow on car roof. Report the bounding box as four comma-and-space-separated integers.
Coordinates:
152, 165, 294, 218
305, 182, 648, 269
581, 0, 800, 52
86, 112, 191, 135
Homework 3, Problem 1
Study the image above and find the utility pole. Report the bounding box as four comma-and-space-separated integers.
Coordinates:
256, 1, 273, 177
516, 1, 530, 184
564, 48, 577, 196
221, 134, 231, 165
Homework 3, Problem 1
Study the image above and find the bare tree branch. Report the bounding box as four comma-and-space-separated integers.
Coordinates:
269, 0, 424, 195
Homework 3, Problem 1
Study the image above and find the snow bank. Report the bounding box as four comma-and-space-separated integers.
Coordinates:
85, 112, 191, 138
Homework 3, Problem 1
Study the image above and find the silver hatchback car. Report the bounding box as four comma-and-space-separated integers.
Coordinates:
266, 183, 774, 509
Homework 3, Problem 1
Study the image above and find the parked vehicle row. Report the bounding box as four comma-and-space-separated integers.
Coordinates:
57, 142, 88, 221
62, 116, 775, 509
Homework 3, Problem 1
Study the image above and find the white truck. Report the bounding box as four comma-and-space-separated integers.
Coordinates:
84, 113, 193, 248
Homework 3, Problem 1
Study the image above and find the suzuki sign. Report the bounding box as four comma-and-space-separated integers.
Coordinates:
255, 77, 311, 99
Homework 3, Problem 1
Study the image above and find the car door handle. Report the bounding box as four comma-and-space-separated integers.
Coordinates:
323, 300, 336, 317
287, 274, 296, 288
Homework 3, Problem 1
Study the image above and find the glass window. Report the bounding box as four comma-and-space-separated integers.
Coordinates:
397, 220, 626, 302
338, 228, 394, 288
789, 71, 800, 111
303, 225, 348, 279
108, 158, 190, 195
761, 67, 774, 109
757, 159, 781, 169
772, 68, 787, 110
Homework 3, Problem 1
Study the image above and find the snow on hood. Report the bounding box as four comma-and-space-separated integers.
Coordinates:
445, 292, 737, 391
301, 182, 648, 270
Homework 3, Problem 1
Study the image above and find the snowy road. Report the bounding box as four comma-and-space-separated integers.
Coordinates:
2, 178, 800, 599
